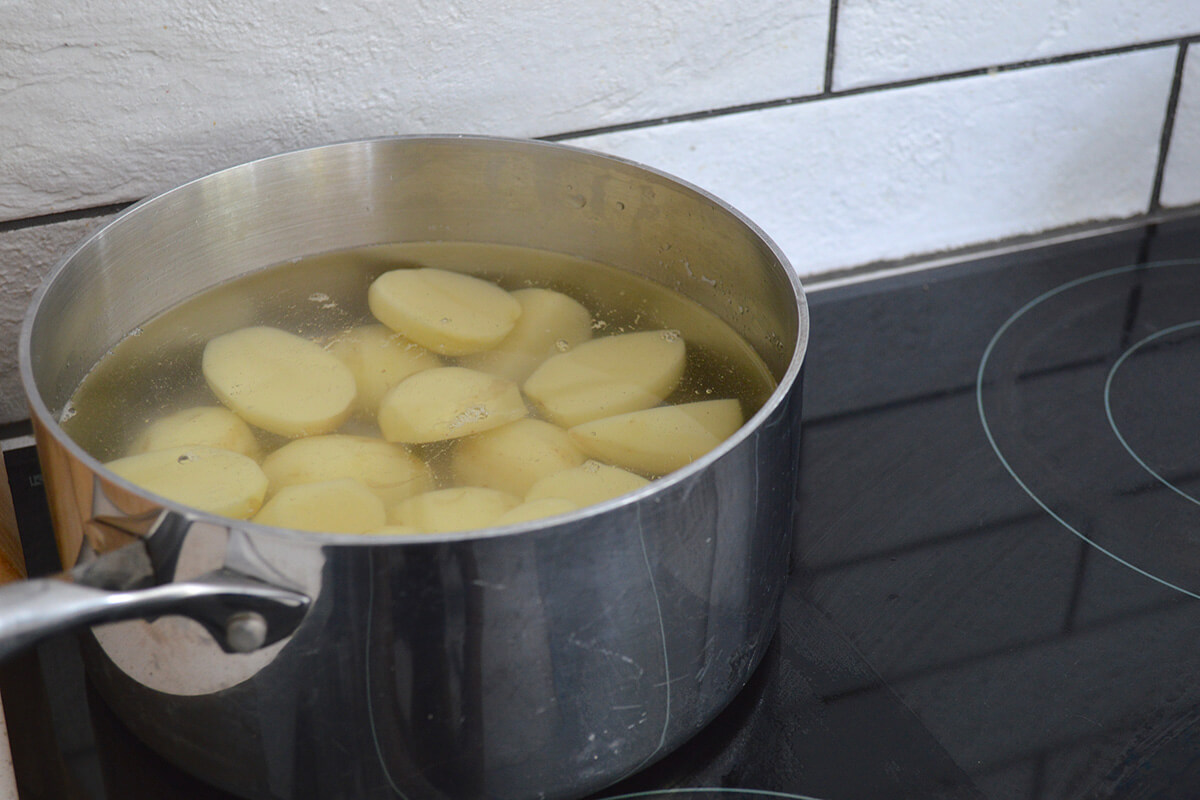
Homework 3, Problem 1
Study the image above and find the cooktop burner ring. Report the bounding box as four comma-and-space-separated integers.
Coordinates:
1104, 319, 1200, 508
600, 789, 828, 800
977, 258, 1200, 601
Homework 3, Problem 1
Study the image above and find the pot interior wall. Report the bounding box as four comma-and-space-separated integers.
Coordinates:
25, 137, 802, 420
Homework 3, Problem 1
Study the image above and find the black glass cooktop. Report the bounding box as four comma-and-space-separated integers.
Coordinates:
5, 215, 1200, 800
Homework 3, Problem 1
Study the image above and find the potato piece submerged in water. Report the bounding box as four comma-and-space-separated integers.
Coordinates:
130, 406, 261, 460
495, 497, 578, 526
389, 487, 520, 533
326, 324, 441, 415
525, 460, 650, 507
568, 399, 744, 476
378, 366, 528, 444
253, 478, 386, 533
105, 445, 268, 520
451, 418, 585, 497
368, 268, 522, 356
369, 524, 424, 536
202, 326, 357, 438
460, 288, 593, 382
523, 330, 686, 427
260, 434, 433, 506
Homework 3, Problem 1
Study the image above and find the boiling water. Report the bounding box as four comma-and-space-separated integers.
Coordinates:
63, 242, 778, 479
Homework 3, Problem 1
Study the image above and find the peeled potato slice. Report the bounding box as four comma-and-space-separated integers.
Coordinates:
388, 487, 520, 533
451, 418, 585, 497
130, 406, 261, 460
523, 331, 686, 427
326, 324, 441, 415
202, 326, 357, 438
368, 268, 522, 356
105, 445, 268, 520
495, 497, 579, 526
460, 288, 593, 382
252, 478, 386, 533
525, 460, 650, 507
260, 434, 433, 506
379, 366, 528, 444
369, 524, 424, 536
568, 399, 744, 476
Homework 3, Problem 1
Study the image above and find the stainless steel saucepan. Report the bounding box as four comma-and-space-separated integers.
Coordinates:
8, 136, 807, 799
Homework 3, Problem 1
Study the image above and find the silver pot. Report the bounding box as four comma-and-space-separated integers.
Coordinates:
9, 136, 807, 799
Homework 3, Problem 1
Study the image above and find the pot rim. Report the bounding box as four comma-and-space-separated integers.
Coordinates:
18, 133, 809, 547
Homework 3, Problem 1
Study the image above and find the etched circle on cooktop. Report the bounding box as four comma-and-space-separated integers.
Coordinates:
600, 790, 828, 800
977, 260, 1200, 599
1105, 320, 1200, 507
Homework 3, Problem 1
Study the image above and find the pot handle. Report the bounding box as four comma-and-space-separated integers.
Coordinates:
0, 567, 310, 663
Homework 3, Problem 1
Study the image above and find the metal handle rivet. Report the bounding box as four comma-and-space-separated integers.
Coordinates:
226, 611, 269, 653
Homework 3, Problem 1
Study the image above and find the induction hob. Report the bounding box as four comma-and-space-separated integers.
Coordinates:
5, 215, 1200, 800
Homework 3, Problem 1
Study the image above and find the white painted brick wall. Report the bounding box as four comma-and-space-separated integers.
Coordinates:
1161, 47, 1200, 207
0, 215, 118, 422
834, 0, 1198, 89
1, 0, 1198, 423
569, 47, 1177, 275
0, 0, 830, 220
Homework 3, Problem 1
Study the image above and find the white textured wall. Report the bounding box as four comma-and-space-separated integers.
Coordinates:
572, 47, 1177, 275
1, 0, 1199, 422
0, 1, 829, 219
833, 0, 1197, 88
1161, 47, 1200, 207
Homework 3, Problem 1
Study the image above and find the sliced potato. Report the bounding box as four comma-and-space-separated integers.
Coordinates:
450, 418, 585, 497
378, 366, 528, 444
326, 324, 441, 415
369, 524, 424, 536
368, 268, 522, 355
202, 326, 357, 438
260, 434, 433, 506
388, 487, 520, 533
460, 288, 593, 382
568, 399, 744, 476
495, 497, 578, 526
130, 406, 261, 460
525, 460, 650, 507
252, 478, 386, 533
522, 330, 686, 427
105, 445, 268, 519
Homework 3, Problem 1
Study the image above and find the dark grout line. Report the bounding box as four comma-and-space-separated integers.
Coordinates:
823, 0, 840, 95
802, 507, 1052, 577
805, 205, 1200, 293
0, 202, 133, 235
1150, 42, 1190, 212
6, 36, 1197, 233
816, 592, 1194, 705
1059, 538, 1092, 636
538, 93, 823, 142
0, 419, 33, 444
1118, 236, 1149, 350
543, 34, 1200, 143
804, 321, 1200, 440
801, 348, 1114, 430
1030, 752, 1049, 800
1135, 221, 1159, 266
952, 719, 1142, 790
805, 453, 1200, 578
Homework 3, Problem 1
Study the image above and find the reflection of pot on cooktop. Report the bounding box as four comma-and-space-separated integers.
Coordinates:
978, 260, 1200, 599
12, 216, 1200, 800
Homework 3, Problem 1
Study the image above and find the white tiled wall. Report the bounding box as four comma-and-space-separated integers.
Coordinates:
1, 1, 1198, 422
0, 215, 117, 422
1161, 47, 1200, 208
0, 0, 830, 220
833, 0, 1198, 88
572, 47, 1177, 274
